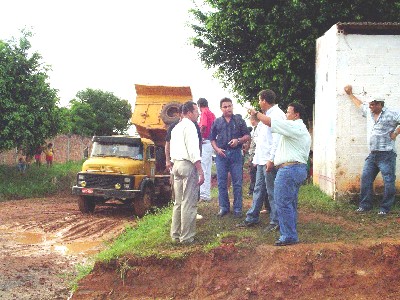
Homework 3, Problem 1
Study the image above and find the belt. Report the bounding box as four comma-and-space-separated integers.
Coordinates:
276, 161, 302, 169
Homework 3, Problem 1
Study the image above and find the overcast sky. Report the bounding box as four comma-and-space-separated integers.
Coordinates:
1, 0, 249, 120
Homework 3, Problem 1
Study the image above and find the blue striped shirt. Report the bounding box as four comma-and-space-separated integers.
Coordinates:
362, 104, 400, 152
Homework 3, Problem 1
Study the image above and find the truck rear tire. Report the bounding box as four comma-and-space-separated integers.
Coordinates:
133, 185, 155, 217
160, 101, 182, 125
78, 196, 96, 213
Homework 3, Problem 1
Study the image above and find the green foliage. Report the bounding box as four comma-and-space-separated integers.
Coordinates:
0, 161, 82, 200
190, 0, 400, 117
0, 29, 61, 155
68, 88, 132, 136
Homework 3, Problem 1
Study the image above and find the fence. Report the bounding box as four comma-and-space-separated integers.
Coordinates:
0, 135, 92, 165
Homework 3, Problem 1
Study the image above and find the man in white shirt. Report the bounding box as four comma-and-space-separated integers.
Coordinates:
237, 89, 285, 231
170, 101, 205, 244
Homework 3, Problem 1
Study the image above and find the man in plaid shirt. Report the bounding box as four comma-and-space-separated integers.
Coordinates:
345, 85, 400, 215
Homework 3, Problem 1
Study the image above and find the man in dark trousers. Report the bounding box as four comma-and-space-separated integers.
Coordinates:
210, 97, 250, 217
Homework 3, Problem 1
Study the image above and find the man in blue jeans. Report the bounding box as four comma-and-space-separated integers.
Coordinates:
345, 85, 400, 215
210, 97, 250, 217
249, 102, 311, 246
237, 89, 285, 231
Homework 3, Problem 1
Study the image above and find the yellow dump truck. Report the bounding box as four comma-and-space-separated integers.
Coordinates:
71, 84, 192, 217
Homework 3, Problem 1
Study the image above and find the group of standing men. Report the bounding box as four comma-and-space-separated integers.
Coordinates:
167, 92, 311, 246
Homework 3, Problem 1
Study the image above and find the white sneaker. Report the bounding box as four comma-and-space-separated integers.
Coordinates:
196, 214, 203, 220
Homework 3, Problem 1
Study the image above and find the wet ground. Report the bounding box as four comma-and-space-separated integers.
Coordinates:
0, 194, 135, 300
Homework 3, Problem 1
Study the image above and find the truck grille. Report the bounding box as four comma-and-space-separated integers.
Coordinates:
78, 173, 134, 189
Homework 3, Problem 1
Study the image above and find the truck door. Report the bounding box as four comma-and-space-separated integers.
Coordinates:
145, 145, 156, 177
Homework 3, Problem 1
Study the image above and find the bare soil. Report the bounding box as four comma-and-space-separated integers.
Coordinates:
1, 193, 400, 300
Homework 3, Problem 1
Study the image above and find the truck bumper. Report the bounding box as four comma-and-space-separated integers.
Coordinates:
72, 186, 140, 198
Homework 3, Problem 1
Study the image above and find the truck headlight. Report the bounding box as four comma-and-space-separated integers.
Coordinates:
115, 183, 121, 190
79, 181, 87, 187
78, 174, 85, 180
124, 177, 131, 183
124, 184, 130, 189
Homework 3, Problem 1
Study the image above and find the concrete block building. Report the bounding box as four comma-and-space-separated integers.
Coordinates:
314, 22, 400, 200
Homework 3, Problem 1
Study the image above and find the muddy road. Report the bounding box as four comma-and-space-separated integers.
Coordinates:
0, 194, 136, 300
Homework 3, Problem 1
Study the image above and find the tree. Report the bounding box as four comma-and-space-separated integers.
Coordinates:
190, 0, 400, 118
0, 30, 61, 155
69, 88, 132, 136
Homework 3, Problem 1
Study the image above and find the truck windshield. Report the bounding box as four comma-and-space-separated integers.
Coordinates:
91, 142, 143, 159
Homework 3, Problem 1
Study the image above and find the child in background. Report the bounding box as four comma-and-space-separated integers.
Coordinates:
34, 145, 43, 166
17, 157, 27, 175
45, 143, 55, 167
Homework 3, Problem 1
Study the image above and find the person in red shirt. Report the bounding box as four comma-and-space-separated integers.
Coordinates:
197, 98, 216, 202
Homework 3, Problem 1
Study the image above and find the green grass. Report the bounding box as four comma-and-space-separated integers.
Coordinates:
96, 207, 177, 262
0, 161, 83, 200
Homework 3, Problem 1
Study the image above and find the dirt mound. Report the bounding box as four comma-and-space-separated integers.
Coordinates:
72, 240, 400, 300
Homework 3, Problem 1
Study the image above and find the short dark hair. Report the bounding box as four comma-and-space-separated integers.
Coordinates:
288, 102, 306, 120
258, 89, 276, 105
220, 97, 232, 107
197, 98, 208, 107
182, 101, 197, 114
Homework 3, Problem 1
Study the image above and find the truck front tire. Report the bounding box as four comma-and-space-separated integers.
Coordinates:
133, 185, 155, 217
78, 196, 96, 213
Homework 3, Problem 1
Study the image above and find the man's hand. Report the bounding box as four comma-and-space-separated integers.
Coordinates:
390, 131, 399, 141
344, 85, 353, 95
266, 160, 274, 172
216, 148, 226, 157
228, 138, 240, 148
198, 173, 205, 186
166, 159, 172, 171
248, 108, 257, 116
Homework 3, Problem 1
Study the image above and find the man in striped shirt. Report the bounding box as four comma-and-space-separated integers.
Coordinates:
345, 85, 400, 215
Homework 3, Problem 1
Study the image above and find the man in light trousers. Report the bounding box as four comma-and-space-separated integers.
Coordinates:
170, 101, 205, 244
238, 89, 285, 232
197, 98, 216, 202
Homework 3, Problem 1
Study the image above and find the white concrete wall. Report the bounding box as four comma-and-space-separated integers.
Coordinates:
315, 24, 400, 200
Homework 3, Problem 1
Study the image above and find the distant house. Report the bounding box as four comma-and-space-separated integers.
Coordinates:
314, 22, 400, 200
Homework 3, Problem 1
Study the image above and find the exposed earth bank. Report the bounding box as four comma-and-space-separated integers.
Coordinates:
72, 239, 400, 300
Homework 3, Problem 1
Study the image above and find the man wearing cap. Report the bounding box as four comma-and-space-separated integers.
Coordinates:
344, 85, 400, 215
